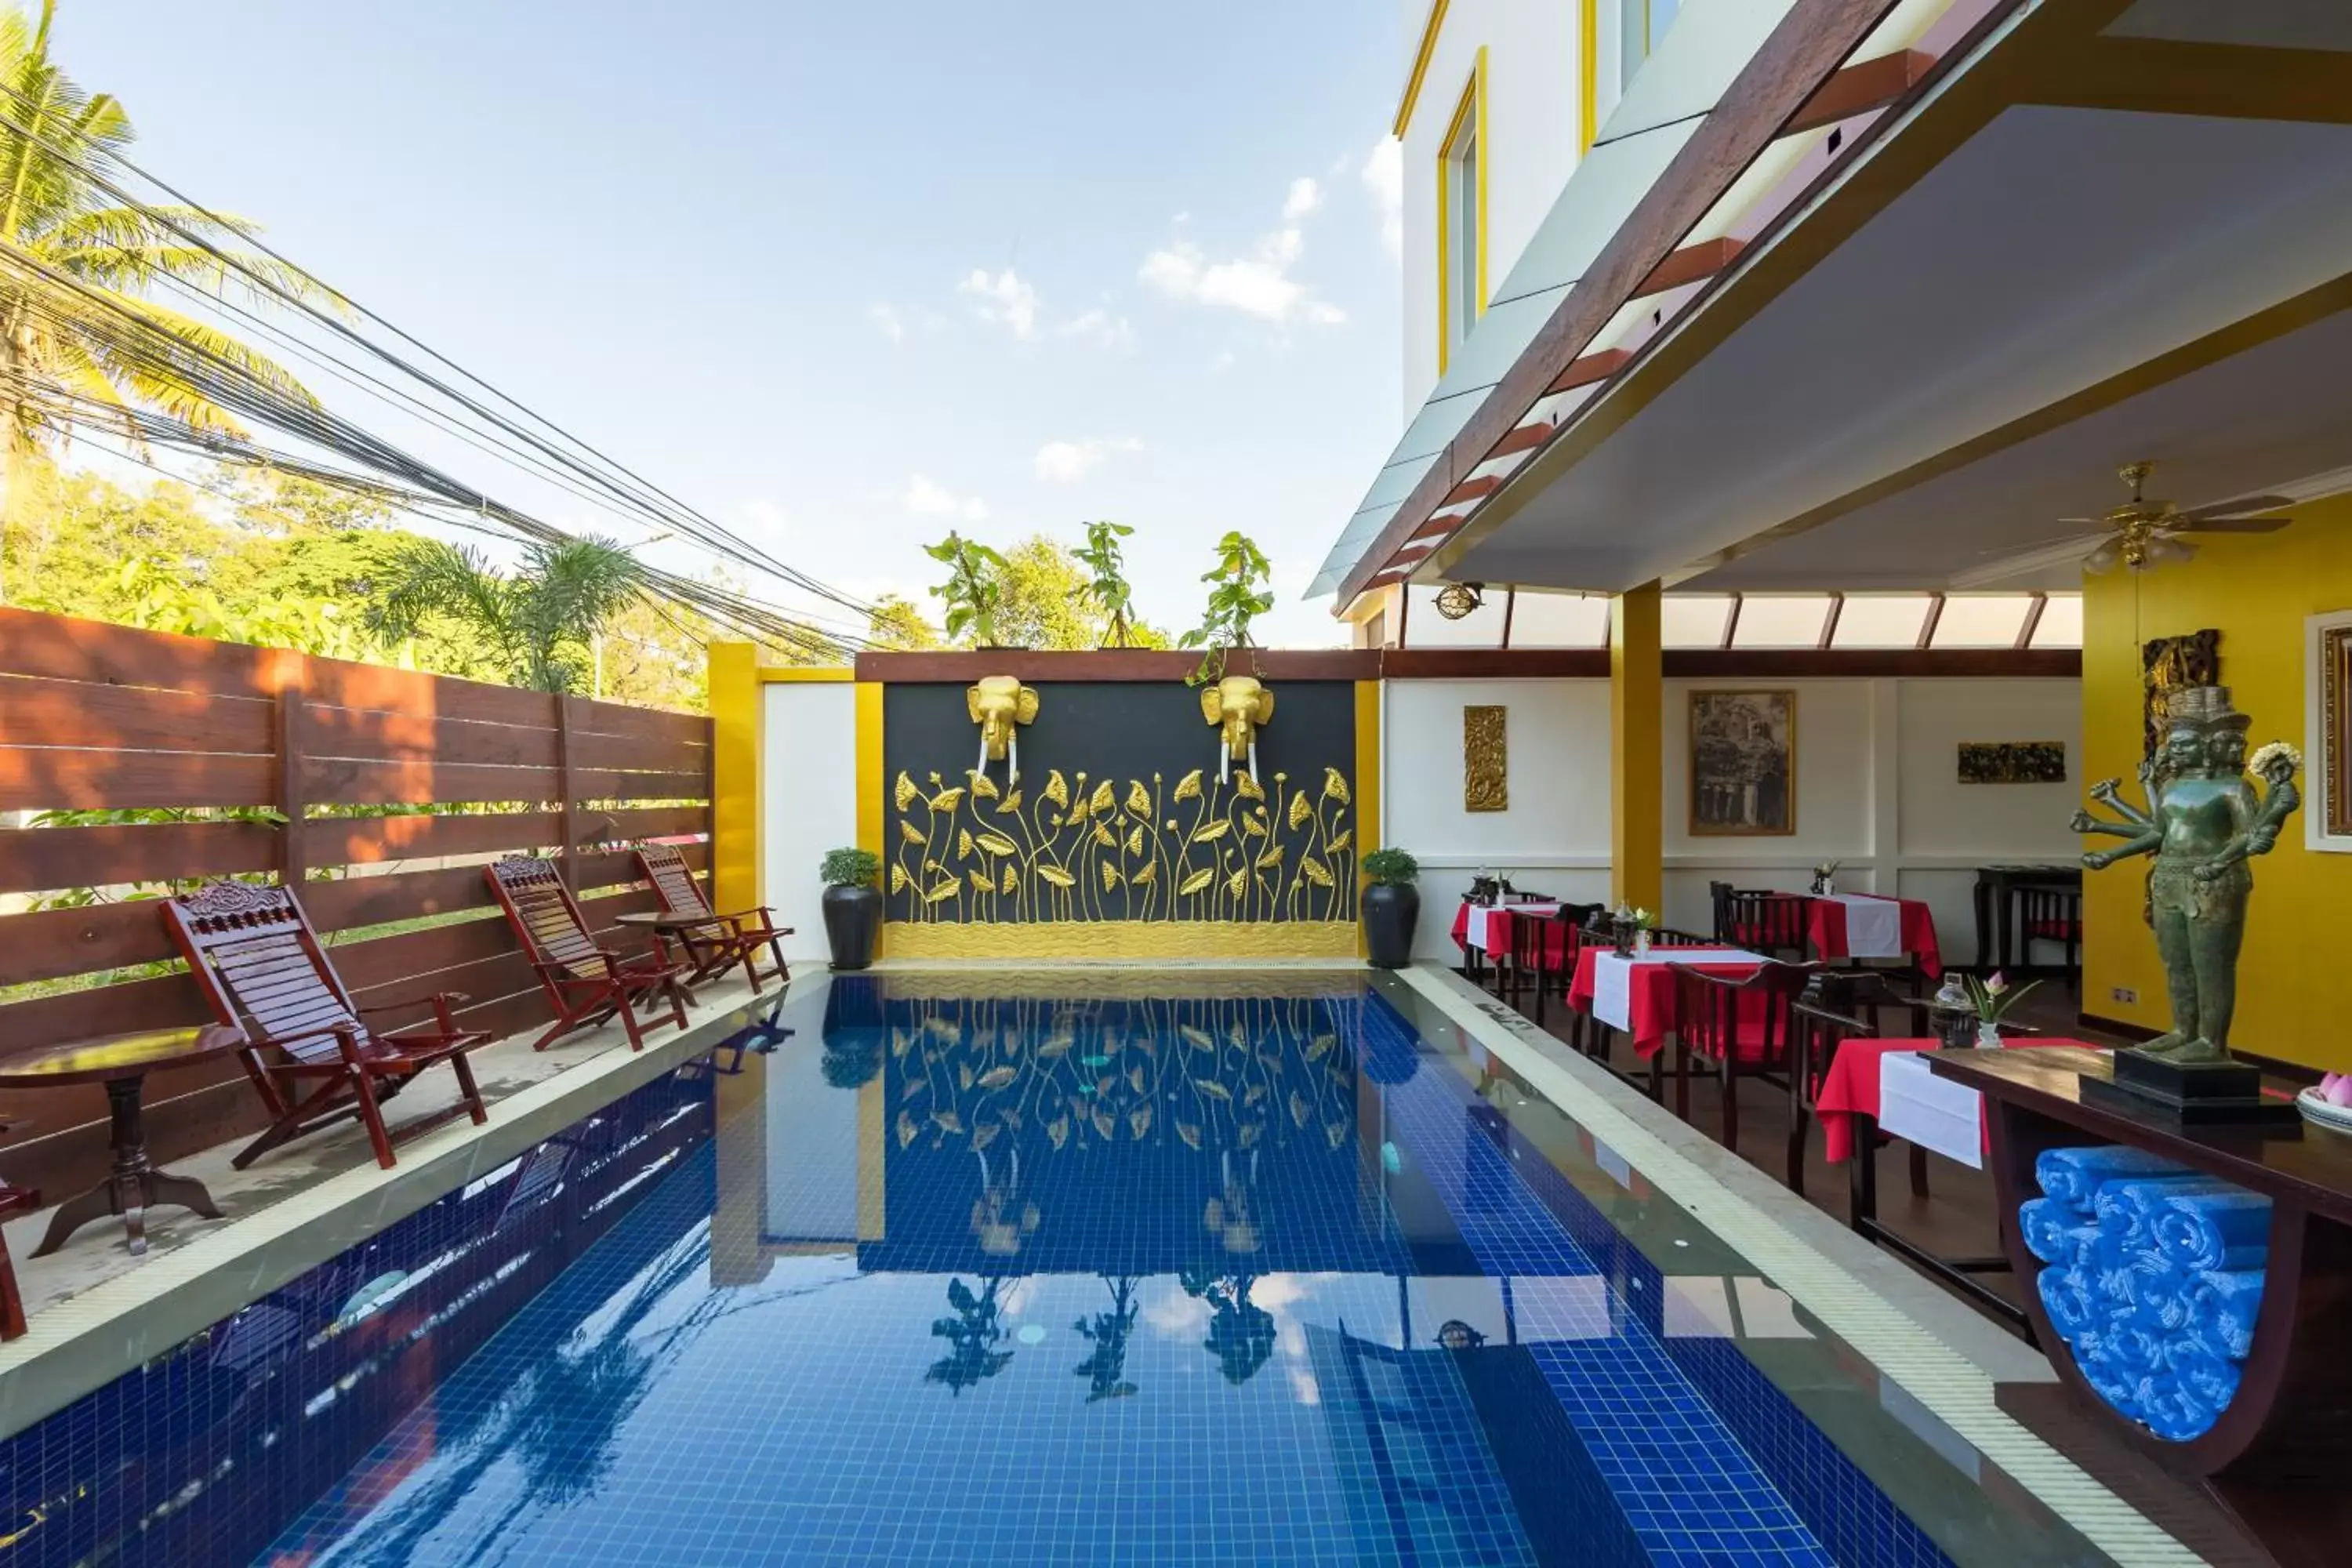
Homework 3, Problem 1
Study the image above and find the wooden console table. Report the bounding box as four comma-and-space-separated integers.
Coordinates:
1930, 1047, 2350, 1566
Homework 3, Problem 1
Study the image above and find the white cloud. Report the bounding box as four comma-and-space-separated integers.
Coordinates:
1033, 436, 1142, 485
1138, 179, 1345, 326
956, 267, 1040, 338
1362, 137, 1403, 261
869, 304, 906, 343
902, 474, 988, 521
1056, 307, 1136, 350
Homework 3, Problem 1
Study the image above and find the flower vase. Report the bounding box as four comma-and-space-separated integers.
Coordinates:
1635, 930, 1653, 957
1975, 1019, 2002, 1049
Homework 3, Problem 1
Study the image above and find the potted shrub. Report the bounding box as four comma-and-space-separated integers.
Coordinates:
820, 848, 882, 971
1360, 848, 1420, 969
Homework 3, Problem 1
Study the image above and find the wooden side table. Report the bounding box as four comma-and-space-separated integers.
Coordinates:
0, 1025, 248, 1257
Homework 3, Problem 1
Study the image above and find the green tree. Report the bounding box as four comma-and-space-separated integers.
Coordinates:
866, 593, 942, 650
1073, 519, 1142, 648
923, 530, 1006, 646
366, 536, 644, 694
1178, 530, 1274, 683
0, 0, 332, 594
989, 532, 1170, 651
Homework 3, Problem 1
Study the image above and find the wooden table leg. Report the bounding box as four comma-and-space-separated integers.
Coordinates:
32, 1074, 222, 1258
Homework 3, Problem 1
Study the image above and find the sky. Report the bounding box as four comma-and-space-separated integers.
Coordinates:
66, 0, 1409, 647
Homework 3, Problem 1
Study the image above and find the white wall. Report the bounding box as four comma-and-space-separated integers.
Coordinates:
1384, 677, 1617, 960
1383, 675, 2082, 965
760, 681, 858, 963
1399, 0, 1587, 410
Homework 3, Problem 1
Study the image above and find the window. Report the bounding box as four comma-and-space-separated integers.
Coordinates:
1621, 0, 1682, 82
1438, 50, 1486, 374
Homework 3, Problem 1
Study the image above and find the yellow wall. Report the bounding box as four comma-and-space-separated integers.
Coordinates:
2082, 496, 2352, 1072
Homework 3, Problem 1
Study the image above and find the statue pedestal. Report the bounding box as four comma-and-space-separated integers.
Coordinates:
2081, 1048, 2303, 1130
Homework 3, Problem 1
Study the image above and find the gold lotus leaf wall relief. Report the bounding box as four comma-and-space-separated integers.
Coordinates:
887, 763, 1358, 932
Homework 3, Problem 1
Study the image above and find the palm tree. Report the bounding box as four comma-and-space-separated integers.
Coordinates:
366, 536, 643, 694
0, 1, 329, 593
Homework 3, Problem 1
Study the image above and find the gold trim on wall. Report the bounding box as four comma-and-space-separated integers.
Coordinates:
1464, 703, 1508, 811
881, 921, 1360, 961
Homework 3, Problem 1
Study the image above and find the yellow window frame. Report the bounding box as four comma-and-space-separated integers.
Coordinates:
1436, 45, 1489, 378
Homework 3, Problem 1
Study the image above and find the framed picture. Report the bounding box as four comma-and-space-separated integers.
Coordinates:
1689, 690, 1795, 837
1957, 741, 2067, 784
2308, 610, 2352, 852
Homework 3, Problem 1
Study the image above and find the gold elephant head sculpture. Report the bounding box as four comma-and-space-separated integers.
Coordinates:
967, 675, 1040, 780
1200, 675, 1274, 782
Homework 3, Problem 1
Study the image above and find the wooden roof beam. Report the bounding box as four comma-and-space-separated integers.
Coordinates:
1632, 238, 1748, 300
1785, 49, 1934, 136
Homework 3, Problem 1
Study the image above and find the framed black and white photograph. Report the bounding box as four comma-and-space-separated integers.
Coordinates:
1689, 690, 1795, 837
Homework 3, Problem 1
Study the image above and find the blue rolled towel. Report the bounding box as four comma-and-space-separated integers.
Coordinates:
2096, 1176, 2234, 1253
2037, 1145, 2192, 1216
2154, 1189, 2271, 1272
2140, 1376, 2220, 1443
2037, 1265, 2098, 1342
2166, 1334, 2242, 1411
2120, 1254, 2195, 1333
2021, 1199, 2094, 1265
2194, 1269, 2265, 1360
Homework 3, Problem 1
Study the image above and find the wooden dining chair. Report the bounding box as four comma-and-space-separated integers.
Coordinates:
487, 857, 692, 1053
2016, 883, 2083, 988
164, 882, 493, 1171
1671, 960, 1820, 1151
634, 841, 792, 992
1710, 883, 1809, 958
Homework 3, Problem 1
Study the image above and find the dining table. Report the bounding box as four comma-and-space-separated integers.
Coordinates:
1566, 945, 1768, 1060
1803, 892, 1943, 978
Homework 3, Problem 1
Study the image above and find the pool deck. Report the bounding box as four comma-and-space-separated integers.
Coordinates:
0, 969, 782, 1436
0, 958, 2201, 1566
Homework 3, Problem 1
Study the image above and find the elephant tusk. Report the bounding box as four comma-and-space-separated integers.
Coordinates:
1249, 739, 1259, 783
978, 733, 989, 779
1218, 741, 1229, 785
1008, 730, 1019, 785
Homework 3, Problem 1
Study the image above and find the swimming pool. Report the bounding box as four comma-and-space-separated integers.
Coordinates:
1, 971, 2115, 1566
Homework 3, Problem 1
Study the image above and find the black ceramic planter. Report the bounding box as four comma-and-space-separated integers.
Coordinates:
822, 884, 882, 971
1362, 882, 1419, 969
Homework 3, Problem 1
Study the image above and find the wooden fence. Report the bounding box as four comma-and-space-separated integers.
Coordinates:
0, 606, 713, 1194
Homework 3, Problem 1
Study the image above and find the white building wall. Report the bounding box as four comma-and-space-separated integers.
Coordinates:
1382, 675, 2082, 964
760, 681, 859, 963
1398, 1, 1588, 412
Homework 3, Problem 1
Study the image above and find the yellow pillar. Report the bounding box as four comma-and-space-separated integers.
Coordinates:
709, 641, 766, 914
1353, 679, 1381, 956
1610, 583, 1663, 912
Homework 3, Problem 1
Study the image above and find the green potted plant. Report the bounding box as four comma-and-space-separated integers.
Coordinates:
821, 848, 882, 970
924, 532, 1013, 648
1178, 531, 1273, 686
1360, 848, 1420, 968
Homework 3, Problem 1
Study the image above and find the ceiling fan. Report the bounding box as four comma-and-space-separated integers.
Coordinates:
2013, 461, 2293, 575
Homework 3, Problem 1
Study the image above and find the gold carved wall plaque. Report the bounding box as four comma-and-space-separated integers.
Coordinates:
1464, 705, 1508, 812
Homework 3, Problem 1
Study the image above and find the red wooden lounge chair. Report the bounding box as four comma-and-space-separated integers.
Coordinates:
486, 856, 691, 1053
633, 840, 792, 992
163, 883, 492, 1171
1, 1151, 37, 1340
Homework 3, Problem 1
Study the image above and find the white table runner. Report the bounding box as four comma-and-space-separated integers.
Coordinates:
1877, 1051, 1984, 1168
1464, 902, 1562, 955
1589, 949, 1764, 1031
1830, 894, 1904, 958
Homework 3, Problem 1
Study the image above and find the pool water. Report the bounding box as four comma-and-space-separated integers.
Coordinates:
1, 973, 2111, 1567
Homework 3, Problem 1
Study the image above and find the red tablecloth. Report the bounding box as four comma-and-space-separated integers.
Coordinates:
1566, 946, 1767, 1059
1814, 1036, 2098, 1162
1449, 902, 1570, 966
1805, 894, 1944, 978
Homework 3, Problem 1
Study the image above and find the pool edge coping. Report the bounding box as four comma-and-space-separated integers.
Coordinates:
1391, 960, 2203, 1568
